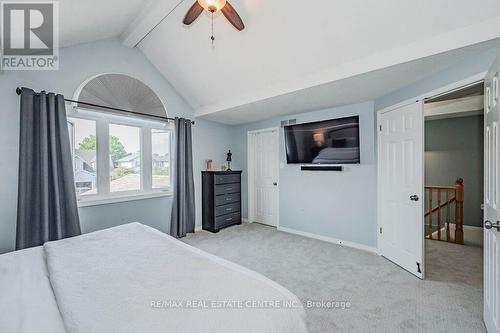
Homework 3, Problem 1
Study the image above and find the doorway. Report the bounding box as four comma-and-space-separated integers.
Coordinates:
247, 128, 280, 227
377, 82, 485, 279
378, 57, 500, 332
424, 82, 485, 247
422, 82, 485, 293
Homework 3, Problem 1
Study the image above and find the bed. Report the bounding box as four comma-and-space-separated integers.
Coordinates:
0, 223, 308, 333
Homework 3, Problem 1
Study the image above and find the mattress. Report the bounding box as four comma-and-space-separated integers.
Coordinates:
0, 223, 308, 333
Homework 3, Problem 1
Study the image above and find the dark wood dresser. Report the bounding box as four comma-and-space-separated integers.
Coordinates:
202, 171, 242, 233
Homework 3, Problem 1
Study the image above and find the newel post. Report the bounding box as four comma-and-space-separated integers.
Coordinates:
454, 178, 464, 245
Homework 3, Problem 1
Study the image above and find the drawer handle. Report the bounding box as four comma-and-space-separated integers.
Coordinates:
226, 217, 233, 221
226, 188, 233, 191
226, 198, 232, 201
226, 208, 232, 211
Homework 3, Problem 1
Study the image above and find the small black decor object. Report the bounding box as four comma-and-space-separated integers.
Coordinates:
226, 150, 232, 171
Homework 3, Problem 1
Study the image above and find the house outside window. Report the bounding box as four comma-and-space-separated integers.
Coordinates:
67, 73, 172, 206
67, 109, 173, 206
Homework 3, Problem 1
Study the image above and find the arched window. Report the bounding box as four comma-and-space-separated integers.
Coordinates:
67, 74, 172, 206
74, 73, 167, 119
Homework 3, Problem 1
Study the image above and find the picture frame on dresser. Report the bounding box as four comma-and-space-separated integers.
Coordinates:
202, 171, 242, 232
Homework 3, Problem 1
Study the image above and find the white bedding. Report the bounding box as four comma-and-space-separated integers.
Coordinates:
1, 223, 307, 333
0, 247, 66, 333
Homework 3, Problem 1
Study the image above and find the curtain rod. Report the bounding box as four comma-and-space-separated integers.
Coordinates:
15, 87, 195, 125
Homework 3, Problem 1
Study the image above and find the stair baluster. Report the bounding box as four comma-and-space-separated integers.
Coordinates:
424, 178, 464, 245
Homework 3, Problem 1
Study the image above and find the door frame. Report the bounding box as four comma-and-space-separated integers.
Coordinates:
247, 127, 280, 227
376, 72, 486, 261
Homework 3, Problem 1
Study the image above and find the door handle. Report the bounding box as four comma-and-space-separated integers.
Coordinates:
410, 195, 419, 201
273, 182, 278, 186
484, 220, 500, 231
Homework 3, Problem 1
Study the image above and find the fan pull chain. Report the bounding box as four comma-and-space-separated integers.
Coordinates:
211, 11, 215, 46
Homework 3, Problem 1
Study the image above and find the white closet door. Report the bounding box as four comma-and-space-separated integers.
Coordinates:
251, 129, 279, 226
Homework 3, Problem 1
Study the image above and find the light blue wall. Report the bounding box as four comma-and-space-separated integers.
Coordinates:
231, 102, 377, 248
0, 38, 233, 253
3, 39, 498, 254
375, 45, 500, 111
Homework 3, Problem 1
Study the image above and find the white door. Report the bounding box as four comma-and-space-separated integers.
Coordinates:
378, 102, 425, 279
484, 55, 500, 333
249, 129, 279, 227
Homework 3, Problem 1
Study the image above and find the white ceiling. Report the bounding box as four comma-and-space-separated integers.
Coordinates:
58, 0, 155, 47
425, 96, 484, 121
424, 82, 484, 120
136, 0, 500, 123
199, 39, 500, 124
57, 0, 500, 125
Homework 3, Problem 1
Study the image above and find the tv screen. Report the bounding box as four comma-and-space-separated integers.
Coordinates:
284, 116, 360, 164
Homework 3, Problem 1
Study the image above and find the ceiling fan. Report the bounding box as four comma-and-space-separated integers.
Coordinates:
183, 0, 245, 32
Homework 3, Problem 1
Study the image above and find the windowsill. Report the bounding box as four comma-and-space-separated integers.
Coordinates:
77, 190, 172, 208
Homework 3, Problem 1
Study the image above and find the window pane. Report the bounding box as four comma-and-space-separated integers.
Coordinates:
109, 124, 141, 192
152, 129, 171, 188
68, 118, 97, 197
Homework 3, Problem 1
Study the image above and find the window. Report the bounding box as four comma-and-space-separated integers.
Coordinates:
67, 108, 172, 206
68, 118, 97, 198
152, 129, 171, 189
109, 124, 141, 193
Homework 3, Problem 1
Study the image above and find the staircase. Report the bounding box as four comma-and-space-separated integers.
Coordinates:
425, 178, 464, 245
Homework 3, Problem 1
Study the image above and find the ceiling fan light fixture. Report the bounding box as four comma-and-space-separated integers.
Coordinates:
197, 0, 227, 12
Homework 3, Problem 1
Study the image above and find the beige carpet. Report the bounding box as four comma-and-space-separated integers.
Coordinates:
184, 223, 484, 333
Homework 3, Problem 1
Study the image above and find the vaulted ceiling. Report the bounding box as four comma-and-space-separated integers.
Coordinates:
58, 0, 155, 47
61, 0, 500, 124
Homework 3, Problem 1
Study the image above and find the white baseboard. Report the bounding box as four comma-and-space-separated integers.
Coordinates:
242, 218, 250, 223
426, 223, 483, 247
277, 226, 378, 254
462, 225, 483, 231
459, 224, 483, 247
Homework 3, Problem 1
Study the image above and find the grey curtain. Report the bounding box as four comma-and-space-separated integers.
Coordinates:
170, 117, 195, 238
16, 88, 81, 250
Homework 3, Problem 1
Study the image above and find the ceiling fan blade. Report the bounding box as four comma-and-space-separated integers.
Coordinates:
221, 1, 245, 31
183, 2, 204, 25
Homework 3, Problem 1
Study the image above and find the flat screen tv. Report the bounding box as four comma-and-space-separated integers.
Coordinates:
284, 116, 360, 164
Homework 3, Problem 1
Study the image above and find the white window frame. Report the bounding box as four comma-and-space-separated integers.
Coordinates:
67, 105, 173, 207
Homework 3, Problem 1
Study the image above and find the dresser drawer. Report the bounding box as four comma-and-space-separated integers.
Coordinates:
215, 202, 240, 217
215, 174, 240, 185
215, 183, 240, 195
216, 212, 241, 228
215, 193, 240, 206
202, 171, 242, 233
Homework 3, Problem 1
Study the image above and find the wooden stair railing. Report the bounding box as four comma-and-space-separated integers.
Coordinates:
424, 178, 464, 245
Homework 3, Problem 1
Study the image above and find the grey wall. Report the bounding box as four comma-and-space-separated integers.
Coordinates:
0, 38, 233, 254
231, 102, 377, 248
425, 115, 484, 227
